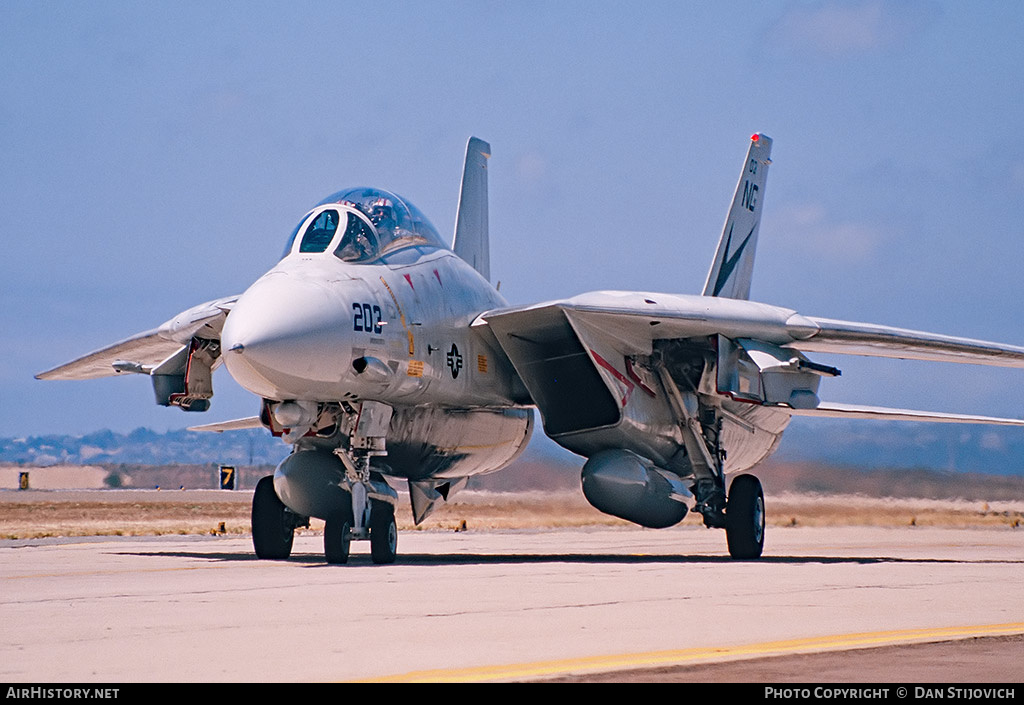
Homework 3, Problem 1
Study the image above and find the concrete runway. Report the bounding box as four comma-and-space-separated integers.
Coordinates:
2, 525, 1022, 682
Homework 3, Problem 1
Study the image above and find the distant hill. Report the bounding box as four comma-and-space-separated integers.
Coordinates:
774, 417, 1024, 476
0, 428, 290, 467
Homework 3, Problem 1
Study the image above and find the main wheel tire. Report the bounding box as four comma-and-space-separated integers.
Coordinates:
726, 474, 765, 560
252, 475, 294, 559
324, 506, 354, 564
369, 503, 398, 565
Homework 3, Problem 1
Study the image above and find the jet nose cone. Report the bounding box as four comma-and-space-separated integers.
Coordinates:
222, 273, 350, 398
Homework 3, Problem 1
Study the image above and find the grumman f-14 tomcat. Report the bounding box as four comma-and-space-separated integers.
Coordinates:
38, 134, 1024, 563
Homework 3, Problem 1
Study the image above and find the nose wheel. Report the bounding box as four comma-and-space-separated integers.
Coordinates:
725, 474, 765, 559
324, 505, 355, 564
324, 494, 398, 565
369, 502, 398, 564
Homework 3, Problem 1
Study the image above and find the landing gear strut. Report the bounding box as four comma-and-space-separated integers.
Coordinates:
694, 478, 727, 528
726, 474, 765, 559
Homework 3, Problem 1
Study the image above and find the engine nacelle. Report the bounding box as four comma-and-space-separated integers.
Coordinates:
581, 449, 689, 528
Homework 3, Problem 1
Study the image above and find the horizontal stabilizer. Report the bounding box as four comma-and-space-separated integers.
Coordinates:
789, 402, 1024, 426
187, 416, 264, 433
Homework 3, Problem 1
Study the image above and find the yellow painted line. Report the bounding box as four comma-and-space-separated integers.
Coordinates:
361, 621, 1024, 682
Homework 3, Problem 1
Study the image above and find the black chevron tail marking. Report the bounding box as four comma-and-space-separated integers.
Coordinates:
712, 223, 755, 296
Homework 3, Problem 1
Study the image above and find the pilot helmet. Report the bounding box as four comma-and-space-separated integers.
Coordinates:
369, 196, 395, 227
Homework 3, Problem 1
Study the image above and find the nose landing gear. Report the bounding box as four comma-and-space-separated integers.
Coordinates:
324, 497, 397, 565
325, 426, 399, 564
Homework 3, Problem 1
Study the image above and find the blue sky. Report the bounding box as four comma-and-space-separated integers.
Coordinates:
4, 1, 1024, 446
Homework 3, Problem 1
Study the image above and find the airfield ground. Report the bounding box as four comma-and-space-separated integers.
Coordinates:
3, 524, 1022, 682
3, 475, 1022, 682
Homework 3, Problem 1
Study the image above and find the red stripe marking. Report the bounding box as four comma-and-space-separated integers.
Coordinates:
590, 350, 633, 407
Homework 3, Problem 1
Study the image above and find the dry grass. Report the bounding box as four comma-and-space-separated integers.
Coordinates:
2, 489, 1020, 540
764, 492, 1024, 529
0, 500, 255, 539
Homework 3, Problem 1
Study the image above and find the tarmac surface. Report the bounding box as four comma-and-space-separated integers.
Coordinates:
2, 525, 1022, 682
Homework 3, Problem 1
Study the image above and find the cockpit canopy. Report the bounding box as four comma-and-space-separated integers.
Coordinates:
282, 187, 447, 262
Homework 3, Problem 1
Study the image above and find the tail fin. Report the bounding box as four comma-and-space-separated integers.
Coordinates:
702, 133, 773, 300
453, 137, 491, 281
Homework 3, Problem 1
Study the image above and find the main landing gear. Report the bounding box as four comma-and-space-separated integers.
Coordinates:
694, 471, 766, 560
251, 475, 307, 559
725, 474, 765, 559
680, 401, 764, 560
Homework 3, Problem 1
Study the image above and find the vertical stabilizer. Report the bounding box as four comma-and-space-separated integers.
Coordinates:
702, 133, 773, 300
453, 137, 491, 281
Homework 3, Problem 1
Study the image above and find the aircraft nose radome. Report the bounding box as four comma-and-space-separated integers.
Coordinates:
221, 274, 350, 398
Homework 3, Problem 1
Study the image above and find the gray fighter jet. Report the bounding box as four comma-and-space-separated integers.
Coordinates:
38, 134, 1024, 563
